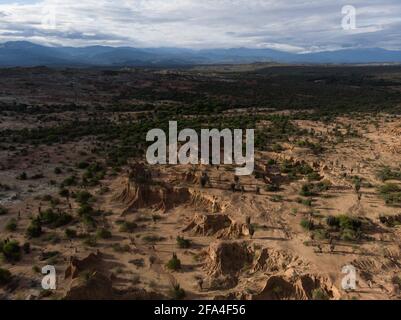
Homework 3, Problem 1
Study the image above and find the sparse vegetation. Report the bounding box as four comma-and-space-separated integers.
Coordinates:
377, 167, 401, 182
1, 65, 401, 301
166, 253, 182, 271
379, 183, 401, 206
65, 228, 78, 239
26, 219, 43, 238
300, 219, 314, 231
0, 268, 12, 285
119, 221, 138, 233
39, 209, 73, 228
312, 288, 330, 300
170, 283, 186, 300
0, 240, 21, 262
5, 218, 17, 232
96, 228, 112, 239
142, 235, 165, 243
112, 243, 131, 253
176, 236, 191, 249
0, 206, 8, 216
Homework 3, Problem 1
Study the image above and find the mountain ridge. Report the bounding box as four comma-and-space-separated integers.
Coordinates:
1, 41, 401, 66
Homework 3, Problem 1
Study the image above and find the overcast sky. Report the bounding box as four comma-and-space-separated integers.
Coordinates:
0, 0, 400, 52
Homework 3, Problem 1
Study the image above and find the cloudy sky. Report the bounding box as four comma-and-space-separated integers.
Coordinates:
0, 0, 400, 52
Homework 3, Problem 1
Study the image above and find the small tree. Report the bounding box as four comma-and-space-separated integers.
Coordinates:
166, 253, 181, 271
1, 240, 21, 262
170, 283, 186, 300
26, 219, 42, 238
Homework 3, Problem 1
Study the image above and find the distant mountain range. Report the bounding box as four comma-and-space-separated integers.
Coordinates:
1, 41, 401, 67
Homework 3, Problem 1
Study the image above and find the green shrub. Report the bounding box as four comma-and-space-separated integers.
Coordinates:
176, 236, 191, 249
265, 184, 280, 192
41, 251, 59, 261
340, 229, 360, 241
119, 221, 138, 233
301, 181, 331, 197
81, 214, 96, 229
75, 191, 93, 204
379, 183, 401, 206
59, 188, 70, 198
300, 184, 316, 197
338, 215, 362, 232
5, 218, 17, 232
298, 198, 313, 207
326, 215, 362, 237
0, 206, 8, 216
143, 235, 165, 243
170, 283, 186, 300
39, 209, 57, 224
318, 181, 332, 191
62, 175, 77, 187
96, 228, 112, 239
313, 229, 329, 240
16, 172, 27, 180
326, 216, 340, 228
38, 209, 72, 228
23, 242, 31, 254
379, 183, 400, 194
0, 268, 12, 285
26, 219, 42, 238
166, 253, 181, 271
112, 243, 131, 253
77, 161, 90, 169
42, 194, 53, 202
312, 288, 330, 300
271, 195, 283, 202
32, 265, 40, 273
1, 240, 21, 262
83, 236, 97, 247
152, 214, 163, 222
65, 228, 77, 239
271, 143, 283, 152
300, 219, 314, 231
50, 197, 60, 207
308, 172, 322, 182
377, 167, 401, 182
77, 204, 94, 216
53, 212, 73, 228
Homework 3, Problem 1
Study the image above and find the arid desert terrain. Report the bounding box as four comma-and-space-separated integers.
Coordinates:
1, 64, 401, 300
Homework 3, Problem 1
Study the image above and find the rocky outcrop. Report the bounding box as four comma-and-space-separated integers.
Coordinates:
252, 248, 307, 273
183, 213, 251, 239
202, 241, 253, 290
112, 177, 191, 214
252, 273, 340, 300
205, 241, 253, 277
63, 252, 164, 300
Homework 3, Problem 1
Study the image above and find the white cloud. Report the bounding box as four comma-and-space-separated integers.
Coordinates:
0, 0, 400, 51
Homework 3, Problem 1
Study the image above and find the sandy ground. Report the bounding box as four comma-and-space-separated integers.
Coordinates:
1, 113, 401, 300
